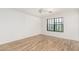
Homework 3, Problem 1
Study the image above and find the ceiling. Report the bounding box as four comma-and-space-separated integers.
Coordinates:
14, 8, 79, 17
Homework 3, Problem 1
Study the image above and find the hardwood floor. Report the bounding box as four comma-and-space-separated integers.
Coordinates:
0, 34, 79, 51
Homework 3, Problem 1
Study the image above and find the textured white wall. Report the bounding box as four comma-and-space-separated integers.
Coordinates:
0, 9, 41, 44
42, 9, 79, 41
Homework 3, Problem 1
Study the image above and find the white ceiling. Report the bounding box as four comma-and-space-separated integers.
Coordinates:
14, 8, 79, 17
15, 8, 41, 17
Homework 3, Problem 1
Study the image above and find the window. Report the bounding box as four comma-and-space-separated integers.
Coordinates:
47, 17, 64, 32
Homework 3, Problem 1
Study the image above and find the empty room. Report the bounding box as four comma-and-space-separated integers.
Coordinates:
0, 8, 79, 51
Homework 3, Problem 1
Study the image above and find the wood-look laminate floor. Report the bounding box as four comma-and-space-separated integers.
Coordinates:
0, 34, 79, 51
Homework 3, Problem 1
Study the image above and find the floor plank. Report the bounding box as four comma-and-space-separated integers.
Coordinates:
0, 34, 79, 51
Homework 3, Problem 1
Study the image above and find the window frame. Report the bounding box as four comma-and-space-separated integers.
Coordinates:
47, 17, 64, 32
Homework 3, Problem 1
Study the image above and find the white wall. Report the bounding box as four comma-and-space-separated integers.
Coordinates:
42, 9, 79, 41
0, 9, 41, 44
0, 8, 79, 44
